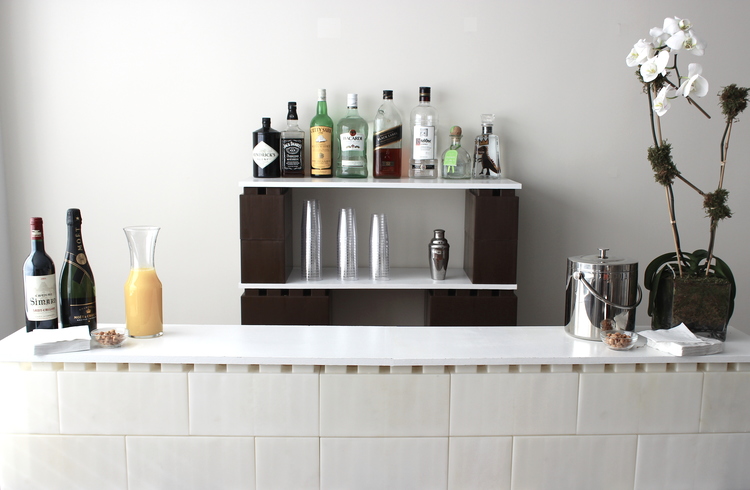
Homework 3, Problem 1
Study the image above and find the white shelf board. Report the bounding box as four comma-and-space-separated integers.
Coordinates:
239, 175, 522, 190
240, 267, 517, 290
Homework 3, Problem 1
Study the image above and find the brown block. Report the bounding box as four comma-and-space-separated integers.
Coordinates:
241, 289, 331, 325
463, 232, 517, 284
424, 290, 517, 326
241, 238, 293, 283
464, 189, 518, 241
239, 187, 292, 240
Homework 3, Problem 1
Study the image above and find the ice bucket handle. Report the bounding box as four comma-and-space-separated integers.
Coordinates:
572, 271, 642, 310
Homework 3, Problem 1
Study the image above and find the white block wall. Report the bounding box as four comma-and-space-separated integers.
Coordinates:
2, 361, 750, 489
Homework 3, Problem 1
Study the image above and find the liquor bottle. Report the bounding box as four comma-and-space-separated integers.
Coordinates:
441, 126, 472, 179
335, 93, 368, 178
310, 89, 334, 177
23, 217, 58, 332
252, 117, 281, 178
60, 208, 97, 331
373, 90, 402, 178
409, 86, 439, 178
281, 102, 305, 177
473, 113, 501, 178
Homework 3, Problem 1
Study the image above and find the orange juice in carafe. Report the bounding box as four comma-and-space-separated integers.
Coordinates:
124, 267, 162, 337
123, 226, 163, 338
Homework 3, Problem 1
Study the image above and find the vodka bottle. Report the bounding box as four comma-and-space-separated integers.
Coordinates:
441, 126, 472, 179
409, 86, 438, 178
373, 90, 402, 178
473, 114, 501, 178
280, 102, 305, 177
335, 93, 368, 178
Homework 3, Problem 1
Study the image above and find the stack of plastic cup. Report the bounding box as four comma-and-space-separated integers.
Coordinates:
301, 199, 321, 281
337, 207, 357, 280
369, 213, 389, 281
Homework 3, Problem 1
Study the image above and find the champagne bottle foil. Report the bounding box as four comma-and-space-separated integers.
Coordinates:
369, 213, 389, 281
301, 199, 322, 281
337, 208, 358, 281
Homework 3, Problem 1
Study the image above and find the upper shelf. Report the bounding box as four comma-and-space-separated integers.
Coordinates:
239, 176, 522, 190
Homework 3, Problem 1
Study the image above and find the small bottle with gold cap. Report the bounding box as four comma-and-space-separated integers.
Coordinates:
440, 125, 472, 179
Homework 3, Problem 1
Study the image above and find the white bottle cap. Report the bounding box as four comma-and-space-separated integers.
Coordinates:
318, 88, 326, 100
347, 93, 358, 108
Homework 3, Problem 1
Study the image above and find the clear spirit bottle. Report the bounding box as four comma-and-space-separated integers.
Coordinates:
473, 113, 501, 179
409, 86, 438, 178
280, 102, 305, 177
335, 93, 368, 178
373, 90, 402, 178
441, 126, 472, 179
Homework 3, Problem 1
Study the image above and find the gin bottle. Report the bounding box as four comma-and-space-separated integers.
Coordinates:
473, 114, 501, 179
441, 126, 472, 179
409, 86, 439, 178
373, 90, 402, 178
310, 89, 333, 177
335, 93, 368, 178
252, 118, 281, 178
280, 102, 305, 177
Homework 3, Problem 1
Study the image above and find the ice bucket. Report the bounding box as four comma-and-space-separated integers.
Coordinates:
564, 248, 641, 340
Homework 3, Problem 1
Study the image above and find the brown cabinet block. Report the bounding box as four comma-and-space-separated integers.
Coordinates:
463, 231, 518, 284
424, 290, 517, 326
240, 187, 293, 240
241, 289, 331, 325
464, 189, 518, 241
241, 238, 293, 283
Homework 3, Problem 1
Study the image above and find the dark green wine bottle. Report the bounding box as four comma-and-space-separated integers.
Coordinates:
59, 208, 97, 331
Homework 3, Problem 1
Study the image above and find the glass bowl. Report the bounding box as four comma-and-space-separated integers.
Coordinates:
600, 329, 638, 351
90, 327, 129, 348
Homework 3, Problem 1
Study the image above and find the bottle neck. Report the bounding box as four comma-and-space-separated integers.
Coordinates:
30, 224, 45, 253
450, 136, 462, 148
483, 126, 493, 134
66, 223, 86, 255
317, 100, 328, 115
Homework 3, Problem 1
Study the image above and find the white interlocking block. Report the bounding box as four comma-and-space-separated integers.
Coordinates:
255, 437, 319, 490
700, 371, 750, 433
448, 436, 512, 490
126, 436, 255, 490
513, 435, 637, 489
577, 371, 703, 434
450, 372, 579, 436
320, 373, 450, 437
0, 369, 59, 434
189, 372, 319, 436
320, 437, 448, 490
58, 372, 189, 435
0, 434, 126, 490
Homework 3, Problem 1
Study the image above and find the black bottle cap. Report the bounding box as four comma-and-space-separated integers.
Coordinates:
262, 117, 271, 127
287, 102, 298, 120
383, 90, 393, 99
419, 86, 431, 101
66, 208, 82, 225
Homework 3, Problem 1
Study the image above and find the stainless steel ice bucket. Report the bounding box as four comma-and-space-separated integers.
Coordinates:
564, 248, 642, 340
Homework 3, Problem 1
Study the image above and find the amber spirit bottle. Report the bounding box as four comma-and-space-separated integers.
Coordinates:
281, 102, 305, 177
373, 90, 402, 178
310, 89, 334, 177
409, 86, 439, 178
252, 118, 281, 178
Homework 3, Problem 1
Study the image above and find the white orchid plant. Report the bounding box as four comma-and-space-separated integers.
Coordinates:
626, 16, 749, 326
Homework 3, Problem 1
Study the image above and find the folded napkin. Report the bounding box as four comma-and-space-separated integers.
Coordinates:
639, 324, 723, 356
31, 326, 91, 355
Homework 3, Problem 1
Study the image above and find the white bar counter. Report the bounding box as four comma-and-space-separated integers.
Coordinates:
2, 324, 750, 490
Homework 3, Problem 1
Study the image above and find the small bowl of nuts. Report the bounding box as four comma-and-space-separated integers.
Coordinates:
90, 327, 128, 348
600, 328, 638, 351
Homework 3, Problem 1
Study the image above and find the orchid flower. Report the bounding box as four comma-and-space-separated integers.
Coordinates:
626, 39, 653, 67
653, 85, 675, 116
667, 30, 706, 55
640, 50, 670, 82
649, 26, 671, 48
675, 63, 709, 98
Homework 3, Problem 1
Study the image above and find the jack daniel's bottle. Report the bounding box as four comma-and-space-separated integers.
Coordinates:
281, 102, 305, 177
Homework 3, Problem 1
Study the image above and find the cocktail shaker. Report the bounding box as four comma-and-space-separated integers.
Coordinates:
428, 229, 449, 280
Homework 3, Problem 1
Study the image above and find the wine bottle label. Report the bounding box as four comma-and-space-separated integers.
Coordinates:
24, 274, 58, 321
281, 138, 304, 171
340, 130, 365, 152
252, 141, 279, 169
310, 126, 332, 175
374, 126, 402, 149
412, 125, 436, 159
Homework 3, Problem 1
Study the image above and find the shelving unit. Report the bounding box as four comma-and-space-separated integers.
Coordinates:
239, 176, 521, 326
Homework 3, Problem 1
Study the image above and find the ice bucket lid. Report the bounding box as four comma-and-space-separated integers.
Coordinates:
568, 248, 638, 274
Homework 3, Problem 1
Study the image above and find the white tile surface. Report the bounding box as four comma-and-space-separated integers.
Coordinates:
126, 436, 255, 490
512, 435, 637, 490
635, 433, 750, 489
58, 371, 189, 435
320, 373, 450, 436
450, 372, 579, 435
0, 434, 126, 490
448, 437, 512, 490
189, 372, 319, 436
700, 371, 750, 432
255, 437, 319, 490
320, 437, 448, 490
0, 369, 59, 434
577, 372, 703, 434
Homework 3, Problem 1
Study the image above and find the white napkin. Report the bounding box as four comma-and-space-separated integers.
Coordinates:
31, 326, 91, 355
639, 324, 723, 356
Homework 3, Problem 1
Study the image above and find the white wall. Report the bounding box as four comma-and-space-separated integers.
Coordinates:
1, 0, 748, 335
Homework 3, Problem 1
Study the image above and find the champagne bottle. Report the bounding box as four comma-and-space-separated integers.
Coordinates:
23, 217, 58, 332
310, 89, 334, 177
252, 118, 281, 178
60, 208, 97, 331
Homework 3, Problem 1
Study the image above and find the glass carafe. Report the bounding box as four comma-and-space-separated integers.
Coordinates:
124, 226, 163, 338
